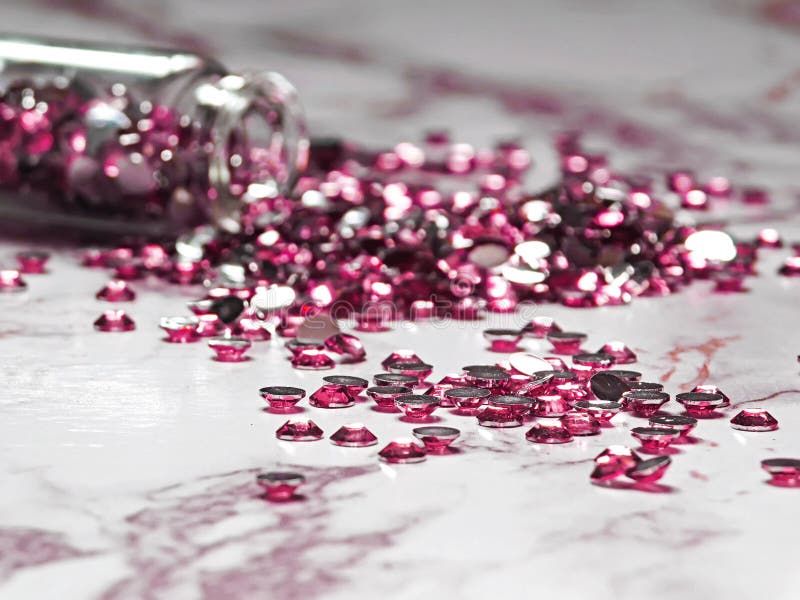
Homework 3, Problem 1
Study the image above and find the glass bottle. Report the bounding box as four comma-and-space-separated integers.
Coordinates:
0, 35, 308, 238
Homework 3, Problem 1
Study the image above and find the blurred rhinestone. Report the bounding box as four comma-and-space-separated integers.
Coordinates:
761, 458, 800, 487
596, 341, 637, 364
16, 250, 49, 274
207, 336, 251, 362
159, 316, 199, 343
96, 280, 136, 302
0, 269, 26, 292
324, 333, 366, 361
483, 328, 523, 353
521, 316, 561, 339
546, 331, 587, 355
381, 350, 422, 370
591, 446, 642, 483
94, 309, 135, 332
256, 472, 305, 501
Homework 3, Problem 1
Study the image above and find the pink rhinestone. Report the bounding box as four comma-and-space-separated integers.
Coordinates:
169, 261, 205, 285
681, 188, 709, 210
476, 404, 522, 428
96, 280, 136, 302
159, 316, 199, 343
259, 386, 306, 412
713, 271, 746, 293
322, 375, 368, 397
381, 350, 422, 370
291, 349, 335, 370
591, 446, 642, 483
555, 381, 589, 404
256, 472, 305, 501
597, 341, 637, 364
779, 256, 800, 277
526, 422, 573, 444
675, 391, 725, 418
531, 394, 571, 418
276, 419, 324, 441
330, 423, 378, 447
16, 251, 49, 274
445, 386, 491, 414
573, 400, 623, 423
196, 314, 223, 337
412, 426, 460, 454
623, 390, 670, 417
310, 384, 355, 409
111, 260, 145, 281
366, 385, 410, 411
668, 169, 695, 193
82, 249, 106, 267
649, 415, 697, 439
756, 228, 782, 248
378, 439, 426, 464
465, 368, 511, 392
0, 269, 26, 292
730, 409, 778, 432
546, 331, 587, 355
208, 337, 251, 362
234, 314, 272, 342
424, 374, 467, 407
140, 244, 169, 270
631, 427, 678, 454
354, 310, 390, 332
489, 395, 534, 419
543, 356, 569, 370
761, 458, 800, 487
626, 456, 671, 483
507, 372, 552, 397
94, 309, 135, 332
324, 333, 366, 362
395, 394, 439, 421
691, 384, 730, 407
285, 339, 324, 357
571, 352, 615, 380
483, 328, 523, 353
373, 373, 418, 387
589, 372, 631, 402
561, 411, 601, 436
386, 361, 433, 385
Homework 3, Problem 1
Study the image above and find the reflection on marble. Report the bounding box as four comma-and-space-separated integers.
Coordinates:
1, 1, 800, 598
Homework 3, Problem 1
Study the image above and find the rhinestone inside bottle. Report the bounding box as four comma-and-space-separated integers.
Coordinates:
546, 331, 587, 355
330, 423, 378, 447
322, 375, 369, 397
561, 411, 601, 436
730, 408, 778, 432
526, 421, 573, 444
208, 336, 251, 362
94, 309, 135, 332
96, 280, 136, 302
159, 316, 199, 343
0, 269, 26, 292
291, 348, 335, 370
476, 404, 522, 428
412, 426, 460, 454
589, 372, 631, 401
378, 438, 427, 464
489, 394, 534, 418
631, 427, 678, 454
675, 391, 725, 418
310, 384, 355, 409
259, 386, 306, 412
257, 472, 305, 501
626, 456, 671, 483
395, 394, 439, 420
761, 458, 800, 487
276, 419, 324, 441
16, 250, 50, 274
483, 328, 523, 352
365, 385, 410, 411
623, 390, 670, 417
445, 386, 491, 414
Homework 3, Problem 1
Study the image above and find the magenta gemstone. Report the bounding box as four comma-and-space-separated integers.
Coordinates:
395, 394, 439, 420
291, 349, 335, 370
546, 331, 587, 355
256, 472, 305, 501
591, 446, 642, 483
233, 314, 272, 342
259, 386, 306, 412
276, 419, 324, 441
330, 423, 378, 447
16, 251, 50, 274
322, 375, 368, 397
526, 422, 573, 444
378, 439, 427, 464
324, 333, 366, 361
623, 390, 670, 417
412, 426, 460, 454
761, 458, 800, 487
445, 386, 491, 414
596, 341, 637, 364
159, 316, 199, 343
573, 400, 622, 423
425, 373, 467, 407
691, 384, 730, 407
94, 309, 135, 332
483, 328, 523, 353
309, 384, 355, 409
476, 404, 522, 428
386, 361, 433, 385
649, 415, 697, 439
631, 427, 678, 454
0, 269, 26, 292
96, 280, 136, 302
730, 409, 778, 432
365, 385, 410, 411
561, 411, 601, 436
208, 337, 251, 362
521, 316, 561, 338
675, 391, 725, 418
531, 394, 571, 418
381, 350, 422, 370
626, 456, 671, 483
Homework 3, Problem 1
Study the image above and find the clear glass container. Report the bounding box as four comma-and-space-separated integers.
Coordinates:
0, 35, 308, 238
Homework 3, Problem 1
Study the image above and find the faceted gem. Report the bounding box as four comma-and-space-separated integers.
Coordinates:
631, 427, 678, 454
291, 349, 335, 370
572, 353, 615, 370
381, 350, 422, 370
0, 269, 26, 292
373, 373, 419, 387
412, 426, 460, 454
590, 372, 630, 402
675, 391, 725, 418
507, 372, 553, 397
483, 328, 523, 352
208, 336, 252, 362
94, 309, 135, 332
590, 446, 642, 483
276, 418, 324, 441
386, 361, 433, 385
531, 394, 570, 418
322, 375, 369, 397
597, 341, 637, 364
521, 316, 561, 338
324, 333, 366, 362
445, 386, 491, 414
16, 251, 50, 274
606, 369, 642, 382
555, 381, 589, 404
159, 316, 199, 343
465, 368, 510, 392
508, 352, 554, 376
196, 314, 223, 337
365, 385, 410, 411
96, 280, 136, 302
534, 370, 576, 387
573, 400, 622, 423
378, 439, 427, 464
310, 384, 355, 409
525, 422, 573, 444
691, 384, 730, 407
330, 423, 378, 447
259, 386, 306, 412
233, 314, 272, 342
649, 415, 697, 438
489, 394, 534, 418
285, 339, 325, 357
623, 390, 670, 417
395, 394, 439, 420
256, 472, 305, 501
561, 411, 601, 436
761, 458, 800, 487
626, 456, 671, 483
730, 409, 779, 432
476, 404, 522, 428
425, 373, 467, 407
546, 331, 587, 355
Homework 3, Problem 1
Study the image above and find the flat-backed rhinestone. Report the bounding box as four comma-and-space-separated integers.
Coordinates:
730, 408, 778, 432
365, 385, 410, 411
525, 422, 573, 444
531, 394, 571, 418
631, 427, 678, 453
561, 411, 601, 436
378, 439, 427, 463
310, 384, 355, 409
330, 423, 378, 447
483, 328, 523, 352
256, 472, 305, 501
445, 386, 491, 414
395, 394, 439, 420
626, 456, 671, 483
94, 309, 135, 332
675, 391, 725, 418
159, 316, 199, 343
259, 386, 306, 412
412, 426, 460, 454
208, 336, 251, 362
476, 404, 522, 428
276, 419, 324, 441
761, 458, 800, 487
546, 331, 587, 355
489, 394, 534, 418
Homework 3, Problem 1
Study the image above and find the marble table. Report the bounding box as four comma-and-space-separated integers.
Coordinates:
1, 1, 800, 598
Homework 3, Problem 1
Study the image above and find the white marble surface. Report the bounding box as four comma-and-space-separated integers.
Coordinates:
2, 1, 800, 598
